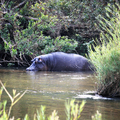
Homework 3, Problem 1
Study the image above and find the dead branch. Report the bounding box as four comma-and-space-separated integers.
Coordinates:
1, 11, 39, 21
17, 14, 39, 21
12, 0, 28, 11
0, 60, 29, 66
1, 37, 13, 49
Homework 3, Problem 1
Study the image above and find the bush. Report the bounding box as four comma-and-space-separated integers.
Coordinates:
15, 29, 78, 57
1, 0, 116, 66
2, 1, 78, 58
89, 3, 120, 97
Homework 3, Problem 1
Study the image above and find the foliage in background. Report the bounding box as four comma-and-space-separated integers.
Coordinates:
0, 81, 102, 120
15, 17, 78, 56
88, 3, 120, 97
0, 0, 119, 66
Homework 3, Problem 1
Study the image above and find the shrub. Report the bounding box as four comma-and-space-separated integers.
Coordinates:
13, 1, 78, 57
88, 3, 120, 97
1, 0, 115, 65
15, 29, 78, 57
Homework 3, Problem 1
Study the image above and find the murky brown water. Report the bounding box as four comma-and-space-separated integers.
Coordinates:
0, 68, 120, 120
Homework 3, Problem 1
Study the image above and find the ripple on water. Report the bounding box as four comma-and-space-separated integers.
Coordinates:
71, 77, 87, 79
75, 91, 113, 100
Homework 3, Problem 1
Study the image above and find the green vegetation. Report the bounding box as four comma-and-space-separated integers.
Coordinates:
89, 3, 120, 97
0, 81, 27, 120
92, 111, 102, 120
1, 0, 118, 66
15, 31, 78, 56
0, 81, 102, 120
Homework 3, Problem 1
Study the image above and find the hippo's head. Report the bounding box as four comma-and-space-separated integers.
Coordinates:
26, 57, 47, 71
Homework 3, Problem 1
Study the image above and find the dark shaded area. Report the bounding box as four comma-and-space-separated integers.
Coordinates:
0, 37, 31, 67
97, 73, 120, 98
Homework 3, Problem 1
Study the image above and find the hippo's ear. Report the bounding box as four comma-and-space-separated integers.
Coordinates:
38, 57, 45, 63
38, 58, 43, 62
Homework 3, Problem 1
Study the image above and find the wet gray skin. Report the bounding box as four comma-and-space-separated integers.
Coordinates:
26, 52, 93, 71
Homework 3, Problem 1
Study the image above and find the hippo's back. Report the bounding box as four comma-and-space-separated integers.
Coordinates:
50, 52, 91, 71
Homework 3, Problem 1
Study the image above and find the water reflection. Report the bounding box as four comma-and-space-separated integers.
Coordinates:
0, 68, 120, 120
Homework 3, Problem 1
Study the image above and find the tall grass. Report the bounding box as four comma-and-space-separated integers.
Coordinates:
89, 3, 120, 97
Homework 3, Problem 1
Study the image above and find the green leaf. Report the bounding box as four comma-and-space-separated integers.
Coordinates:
24, 114, 30, 120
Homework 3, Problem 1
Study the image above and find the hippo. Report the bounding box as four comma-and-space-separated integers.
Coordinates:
26, 52, 92, 71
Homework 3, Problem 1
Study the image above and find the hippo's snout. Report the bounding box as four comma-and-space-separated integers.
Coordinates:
26, 67, 32, 71
26, 66, 36, 71
26, 61, 37, 71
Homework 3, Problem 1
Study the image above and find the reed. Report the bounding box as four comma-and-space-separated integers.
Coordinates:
88, 3, 120, 97
0, 80, 27, 119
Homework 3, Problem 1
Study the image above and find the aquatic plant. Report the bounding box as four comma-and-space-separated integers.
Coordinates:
92, 111, 102, 120
89, 3, 120, 97
0, 80, 27, 119
0, 81, 102, 120
65, 99, 86, 120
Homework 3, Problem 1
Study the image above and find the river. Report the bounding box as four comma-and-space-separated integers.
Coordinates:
0, 68, 120, 120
